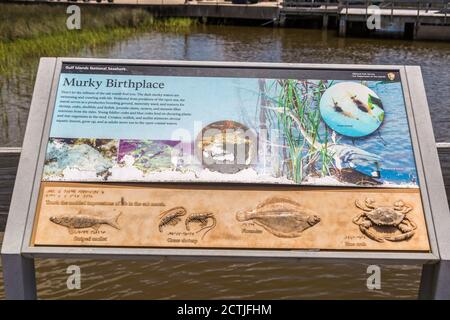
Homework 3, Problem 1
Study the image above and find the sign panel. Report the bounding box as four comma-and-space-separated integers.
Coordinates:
33, 182, 429, 251
30, 61, 430, 252
44, 64, 417, 188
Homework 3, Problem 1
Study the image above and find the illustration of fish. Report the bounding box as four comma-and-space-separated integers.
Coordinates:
331, 98, 359, 120
236, 197, 321, 238
347, 92, 376, 117
49, 211, 122, 231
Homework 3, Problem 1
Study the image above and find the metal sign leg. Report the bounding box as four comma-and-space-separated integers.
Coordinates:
419, 261, 450, 300
432, 260, 450, 299
419, 263, 437, 299
2, 254, 37, 300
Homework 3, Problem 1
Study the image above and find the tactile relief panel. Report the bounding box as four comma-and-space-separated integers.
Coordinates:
32, 182, 430, 251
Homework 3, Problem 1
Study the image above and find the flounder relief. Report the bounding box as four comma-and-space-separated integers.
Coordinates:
49, 211, 121, 231
353, 198, 417, 242
236, 197, 321, 238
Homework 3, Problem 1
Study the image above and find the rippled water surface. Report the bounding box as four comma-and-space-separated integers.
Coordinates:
0, 237, 422, 299
2, 27, 450, 146
1, 26, 449, 299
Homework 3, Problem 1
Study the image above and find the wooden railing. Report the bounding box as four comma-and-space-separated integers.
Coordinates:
282, 0, 449, 7
282, 0, 334, 9
282, 0, 449, 12
0, 148, 20, 231
281, 0, 448, 23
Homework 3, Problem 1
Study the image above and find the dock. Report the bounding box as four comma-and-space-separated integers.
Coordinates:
5, 0, 450, 40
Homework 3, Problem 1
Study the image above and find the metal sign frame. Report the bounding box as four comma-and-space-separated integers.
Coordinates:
2, 58, 450, 299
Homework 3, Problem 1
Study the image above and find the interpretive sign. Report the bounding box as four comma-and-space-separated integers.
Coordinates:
28, 60, 431, 251
4, 58, 450, 299
11, 59, 450, 253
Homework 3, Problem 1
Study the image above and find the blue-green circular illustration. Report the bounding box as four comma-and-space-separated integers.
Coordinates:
319, 82, 384, 137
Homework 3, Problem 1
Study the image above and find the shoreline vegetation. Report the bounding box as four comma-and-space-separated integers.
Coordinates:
0, 4, 198, 76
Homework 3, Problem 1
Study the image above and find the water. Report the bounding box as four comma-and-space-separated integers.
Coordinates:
1, 26, 449, 299
0, 231, 422, 299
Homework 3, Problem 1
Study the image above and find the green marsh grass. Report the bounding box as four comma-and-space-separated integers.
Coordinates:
0, 4, 198, 76
264, 79, 334, 183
